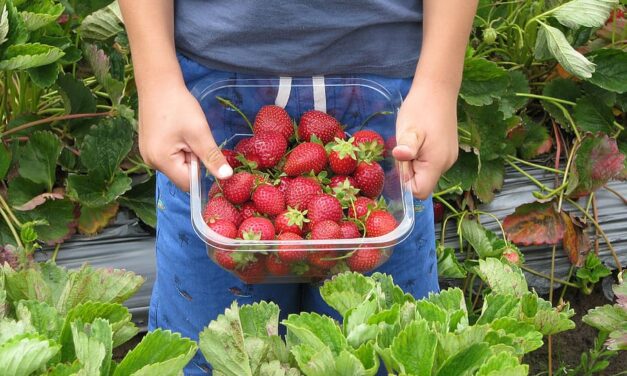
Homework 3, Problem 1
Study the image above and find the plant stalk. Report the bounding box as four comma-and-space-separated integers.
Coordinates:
1, 112, 113, 138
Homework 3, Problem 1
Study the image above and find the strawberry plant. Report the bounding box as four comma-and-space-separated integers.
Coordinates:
0, 0, 154, 256
199, 259, 576, 375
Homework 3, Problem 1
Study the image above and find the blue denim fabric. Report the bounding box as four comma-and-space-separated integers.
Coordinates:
149, 53, 439, 375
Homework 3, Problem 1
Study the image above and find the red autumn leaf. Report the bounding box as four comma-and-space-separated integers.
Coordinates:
503, 201, 565, 246
560, 211, 591, 267
13, 190, 65, 211
568, 133, 626, 197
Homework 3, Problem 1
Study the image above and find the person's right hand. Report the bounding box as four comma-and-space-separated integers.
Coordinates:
138, 82, 233, 191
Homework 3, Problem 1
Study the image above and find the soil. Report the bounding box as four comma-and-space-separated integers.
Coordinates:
112, 332, 145, 361
523, 286, 627, 375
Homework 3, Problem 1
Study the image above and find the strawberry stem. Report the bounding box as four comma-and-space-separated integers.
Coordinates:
357, 111, 393, 131
216, 96, 253, 132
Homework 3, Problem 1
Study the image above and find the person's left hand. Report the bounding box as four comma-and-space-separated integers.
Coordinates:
392, 81, 459, 200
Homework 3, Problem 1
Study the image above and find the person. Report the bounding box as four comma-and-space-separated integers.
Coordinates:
119, 1, 478, 374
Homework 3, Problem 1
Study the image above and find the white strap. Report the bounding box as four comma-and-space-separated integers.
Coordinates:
312, 76, 326, 112
275, 76, 292, 108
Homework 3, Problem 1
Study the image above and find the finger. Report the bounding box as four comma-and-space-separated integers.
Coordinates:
399, 160, 414, 184
410, 160, 441, 200
185, 123, 233, 180
156, 150, 191, 192
392, 129, 425, 162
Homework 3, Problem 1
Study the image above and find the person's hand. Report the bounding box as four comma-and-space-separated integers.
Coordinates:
392, 82, 459, 200
138, 82, 233, 191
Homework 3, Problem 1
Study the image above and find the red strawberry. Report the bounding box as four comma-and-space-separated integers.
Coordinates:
329, 175, 357, 189
276, 176, 292, 195
353, 129, 385, 159
234, 137, 254, 155
265, 255, 292, 276
308, 251, 338, 270
329, 138, 359, 175
221, 172, 255, 205
365, 210, 397, 237
311, 220, 342, 240
277, 232, 307, 263
208, 219, 238, 239
502, 249, 522, 265
283, 142, 327, 177
237, 256, 266, 283
384, 137, 396, 155
207, 183, 222, 198
334, 128, 346, 140
298, 110, 341, 144
204, 196, 241, 225
252, 184, 286, 216
433, 201, 445, 223
353, 161, 384, 198
339, 221, 361, 239
214, 250, 238, 270
285, 177, 322, 209
247, 131, 287, 169
239, 201, 259, 221
348, 196, 375, 219
222, 149, 242, 168
307, 194, 343, 225
253, 105, 294, 141
275, 208, 308, 235
238, 217, 275, 240
346, 248, 382, 272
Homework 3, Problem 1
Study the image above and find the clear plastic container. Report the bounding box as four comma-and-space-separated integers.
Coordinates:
189, 77, 414, 283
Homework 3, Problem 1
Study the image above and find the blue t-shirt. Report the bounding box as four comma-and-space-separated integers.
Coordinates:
174, 1, 423, 77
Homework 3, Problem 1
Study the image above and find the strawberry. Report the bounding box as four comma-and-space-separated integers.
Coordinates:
285, 177, 322, 209
214, 250, 238, 270
265, 255, 292, 276
339, 221, 361, 239
283, 142, 327, 177
204, 196, 241, 225
308, 251, 338, 270
306, 194, 343, 224
329, 175, 357, 189
234, 137, 254, 156
253, 105, 294, 141
329, 138, 359, 175
348, 196, 375, 219
221, 172, 255, 204
346, 248, 381, 272
275, 208, 308, 235
353, 129, 385, 160
334, 128, 346, 141
207, 182, 222, 198
365, 210, 397, 237
208, 219, 238, 239
384, 137, 396, 155
247, 131, 287, 169
277, 232, 307, 262
237, 256, 266, 283
238, 217, 275, 240
298, 110, 342, 144
276, 176, 292, 195
222, 149, 242, 168
353, 161, 384, 198
252, 184, 286, 216
239, 201, 259, 221
433, 201, 445, 223
329, 177, 360, 208
311, 220, 342, 240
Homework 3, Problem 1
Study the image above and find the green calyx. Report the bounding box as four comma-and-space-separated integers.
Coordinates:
357, 140, 385, 163
331, 137, 359, 160
332, 179, 360, 208
285, 207, 309, 228
230, 251, 258, 268
240, 230, 262, 241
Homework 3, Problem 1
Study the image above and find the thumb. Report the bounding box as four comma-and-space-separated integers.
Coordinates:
185, 122, 233, 180
392, 128, 424, 162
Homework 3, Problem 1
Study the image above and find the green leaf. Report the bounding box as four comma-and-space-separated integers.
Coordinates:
63, 0, 114, 18
291, 343, 336, 376
477, 258, 528, 297
27, 62, 60, 88
20, 0, 65, 31
67, 172, 132, 207
114, 329, 197, 376
370, 273, 414, 308
477, 294, 520, 325
436, 342, 490, 376
199, 302, 254, 376
14, 198, 76, 245
460, 57, 510, 106
352, 342, 379, 376
588, 49, 627, 93
498, 70, 530, 119
460, 219, 495, 258
0, 4, 8, 46
15, 300, 63, 340
542, 78, 582, 127
18, 131, 62, 191
283, 312, 347, 355
119, 176, 156, 227
320, 272, 376, 318
527, 296, 576, 335
487, 317, 544, 355
473, 158, 505, 203
518, 118, 553, 159
536, 23, 595, 79
78, 202, 119, 235
476, 352, 528, 376
0, 43, 65, 70
72, 318, 112, 376
583, 304, 627, 333
0, 142, 10, 180
345, 300, 379, 348
80, 117, 134, 179
334, 350, 368, 376
438, 152, 479, 192
83, 43, 124, 105
2, 263, 52, 303
573, 96, 615, 134
390, 320, 437, 376
0, 319, 35, 345
239, 301, 280, 339
552, 0, 617, 29
437, 325, 489, 365
56, 73, 97, 115
464, 104, 514, 161
77, 1, 123, 40
46, 362, 82, 376
436, 244, 466, 279
0, 334, 60, 376
1, 0, 27, 55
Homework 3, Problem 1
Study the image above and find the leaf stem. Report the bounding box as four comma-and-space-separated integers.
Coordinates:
0, 112, 112, 138
51, 243, 61, 263
520, 265, 579, 288
0, 205, 22, 248
505, 158, 550, 191
514, 92, 576, 106
557, 140, 579, 212
603, 184, 627, 205
505, 155, 564, 174
0, 194, 22, 227
215, 96, 253, 131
